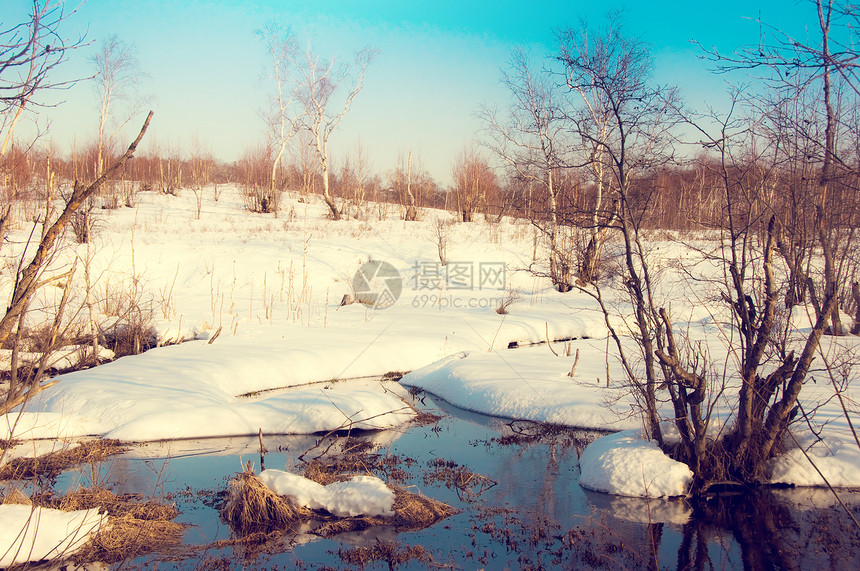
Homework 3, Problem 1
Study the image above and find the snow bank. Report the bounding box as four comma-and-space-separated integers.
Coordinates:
769, 436, 860, 487
1, 336, 421, 441
579, 431, 693, 498
0, 505, 104, 567
400, 348, 638, 430
259, 469, 395, 517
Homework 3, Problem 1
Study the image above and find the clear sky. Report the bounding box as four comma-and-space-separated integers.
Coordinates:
10, 0, 819, 185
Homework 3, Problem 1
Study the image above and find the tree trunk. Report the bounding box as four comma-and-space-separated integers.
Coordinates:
851, 282, 860, 335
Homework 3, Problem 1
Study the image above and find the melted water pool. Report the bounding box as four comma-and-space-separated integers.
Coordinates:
47, 395, 860, 570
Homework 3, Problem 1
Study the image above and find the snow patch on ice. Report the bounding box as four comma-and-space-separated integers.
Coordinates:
259, 469, 395, 517
579, 431, 693, 498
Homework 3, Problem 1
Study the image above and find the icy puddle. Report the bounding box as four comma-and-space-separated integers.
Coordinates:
39, 396, 860, 570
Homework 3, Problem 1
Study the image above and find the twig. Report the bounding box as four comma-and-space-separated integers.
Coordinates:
546, 323, 559, 356
568, 348, 580, 378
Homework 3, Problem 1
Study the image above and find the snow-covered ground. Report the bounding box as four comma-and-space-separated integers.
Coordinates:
0, 505, 103, 567
1, 184, 859, 507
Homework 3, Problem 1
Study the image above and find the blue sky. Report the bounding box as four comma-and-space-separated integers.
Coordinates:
11, 0, 819, 184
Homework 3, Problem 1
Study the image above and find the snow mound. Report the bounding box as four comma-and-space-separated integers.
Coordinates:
399, 348, 638, 430
0, 505, 104, 567
259, 469, 395, 517
769, 436, 860, 487
579, 431, 693, 498
2, 339, 417, 441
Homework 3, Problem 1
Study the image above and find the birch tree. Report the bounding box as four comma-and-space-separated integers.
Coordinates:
293, 43, 376, 220
258, 24, 298, 209
480, 48, 572, 290
92, 35, 142, 178
558, 15, 680, 450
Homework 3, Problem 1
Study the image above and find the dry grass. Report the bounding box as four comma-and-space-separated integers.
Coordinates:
1, 486, 31, 505
220, 465, 310, 535
221, 454, 457, 541
302, 442, 457, 537
423, 458, 496, 500
220, 432, 459, 544
301, 442, 416, 485
79, 514, 185, 563
337, 539, 433, 570
388, 486, 459, 529
210, 530, 281, 548
313, 486, 458, 538
0, 438, 127, 480
29, 486, 186, 564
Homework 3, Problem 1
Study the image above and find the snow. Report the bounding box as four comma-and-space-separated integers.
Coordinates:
0, 185, 858, 506
259, 469, 395, 517
0, 505, 104, 567
400, 349, 637, 430
578, 430, 693, 498
769, 434, 860, 487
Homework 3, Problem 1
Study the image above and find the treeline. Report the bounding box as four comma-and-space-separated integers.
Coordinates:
5, 135, 857, 239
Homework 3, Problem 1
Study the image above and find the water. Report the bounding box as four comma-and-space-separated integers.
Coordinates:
48, 395, 860, 570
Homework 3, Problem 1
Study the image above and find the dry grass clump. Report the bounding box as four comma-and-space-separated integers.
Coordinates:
79, 513, 185, 563
338, 539, 432, 570
0, 438, 127, 480
31, 486, 185, 564
55, 487, 178, 520
388, 486, 458, 528
303, 458, 350, 486
423, 458, 496, 499
302, 445, 416, 485
221, 456, 457, 541
312, 486, 458, 538
300, 446, 456, 538
220, 465, 310, 535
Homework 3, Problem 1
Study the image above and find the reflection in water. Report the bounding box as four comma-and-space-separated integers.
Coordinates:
46, 395, 860, 569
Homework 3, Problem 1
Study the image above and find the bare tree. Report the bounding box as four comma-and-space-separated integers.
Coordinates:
258, 24, 298, 210
558, 15, 680, 449
560, 2, 860, 490
451, 146, 498, 223
695, 0, 860, 482
1, 0, 85, 157
1, 111, 153, 415
92, 34, 142, 178
293, 43, 376, 220
189, 133, 213, 219
480, 48, 573, 290
389, 149, 420, 221
344, 140, 371, 217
